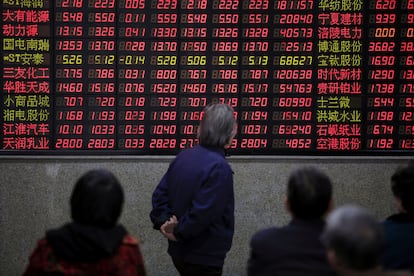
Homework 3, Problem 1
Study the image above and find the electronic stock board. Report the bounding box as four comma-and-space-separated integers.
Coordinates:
1, 0, 413, 155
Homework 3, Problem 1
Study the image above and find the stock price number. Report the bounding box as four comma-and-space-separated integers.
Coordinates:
151, 125, 177, 135
119, 124, 145, 135
242, 56, 269, 66
119, 110, 145, 121
367, 98, 395, 107
56, 26, 83, 36
400, 111, 414, 121
56, 55, 82, 65
89, 110, 115, 121
272, 125, 312, 135
88, 55, 115, 65
367, 111, 394, 121
367, 139, 393, 149
151, 111, 177, 120
273, 42, 313, 52
241, 125, 268, 135
273, 56, 313, 66
240, 139, 267, 149
55, 96, 83, 107
179, 138, 198, 149
55, 138, 83, 149
367, 125, 394, 135
242, 83, 269, 93
89, 124, 116, 135
57, 124, 83, 135
272, 139, 312, 149
55, 12, 83, 22
87, 138, 115, 149
274, 83, 312, 94
149, 139, 177, 149
241, 111, 268, 120
57, 110, 84, 121
272, 111, 312, 121
400, 139, 414, 149
399, 98, 414, 108
274, 0, 314, 10
88, 97, 115, 107
57, 83, 84, 93
398, 125, 414, 135
273, 69, 312, 80
273, 28, 313, 38
120, 139, 145, 149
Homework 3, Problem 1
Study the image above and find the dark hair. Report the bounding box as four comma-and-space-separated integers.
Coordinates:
198, 103, 236, 148
70, 169, 124, 228
391, 164, 414, 213
287, 167, 332, 219
322, 204, 384, 270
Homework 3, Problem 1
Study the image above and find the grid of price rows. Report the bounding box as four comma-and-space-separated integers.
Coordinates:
1, 0, 413, 154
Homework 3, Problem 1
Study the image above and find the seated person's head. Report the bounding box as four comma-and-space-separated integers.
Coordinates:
198, 103, 237, 149
70, 169, 124, 228
286, 167, 333, 219
391, 164, 414, 214
322, 204, 384, 272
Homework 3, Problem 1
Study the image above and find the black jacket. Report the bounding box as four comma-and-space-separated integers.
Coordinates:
248, 218, 335, 276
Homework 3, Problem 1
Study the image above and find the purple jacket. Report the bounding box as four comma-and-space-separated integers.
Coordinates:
150, 145, 235, 267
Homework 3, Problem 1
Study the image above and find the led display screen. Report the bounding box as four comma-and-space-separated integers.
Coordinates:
1, 0, 413, 155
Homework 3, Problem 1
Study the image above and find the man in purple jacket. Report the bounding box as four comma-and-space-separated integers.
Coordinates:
150, 103, 237, 276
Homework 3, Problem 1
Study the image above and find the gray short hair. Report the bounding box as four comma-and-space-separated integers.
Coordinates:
321, 204, 384, 270
198, 103, 236, 148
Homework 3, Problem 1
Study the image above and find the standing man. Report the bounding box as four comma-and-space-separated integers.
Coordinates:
150, 103, 237, 276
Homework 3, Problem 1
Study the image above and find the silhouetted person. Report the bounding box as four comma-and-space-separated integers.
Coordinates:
247, 167, 335, 276
150, 103, 237, 276
23, 169, 146, 275
322, 204, 412, 276
383, 164, 414, 272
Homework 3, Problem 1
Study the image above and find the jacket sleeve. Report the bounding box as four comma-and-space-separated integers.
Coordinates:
150, 173, 173, 230
174, 163, 234, 240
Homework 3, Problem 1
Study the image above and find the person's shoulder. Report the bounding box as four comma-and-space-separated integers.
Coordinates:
26, 237, 54, 263
383, 270, 414, 276
251, 227, 280, 243
32, 237, 52, 253
385, 213, 414, 224
122, 235, 140, 246
196, 146, 230, 166
175, 145, 207, 160
36, 237, 49, 246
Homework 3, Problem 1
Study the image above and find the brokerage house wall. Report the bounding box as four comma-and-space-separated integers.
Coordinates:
0, 157, 409, 276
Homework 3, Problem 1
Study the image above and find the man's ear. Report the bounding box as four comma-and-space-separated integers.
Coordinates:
326, 249, 343, 271
323, 198, 334, 219
284, 196, 292, 215
326, 249, 338, 269
328, 197, 334, 212
396, 197, 407, 213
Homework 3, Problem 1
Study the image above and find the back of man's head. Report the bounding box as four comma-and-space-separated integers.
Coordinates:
287, 167, 332, 219
391, 164, 414, 214
322, 204, 384, 271
198, 103, 236, 148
